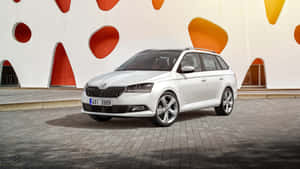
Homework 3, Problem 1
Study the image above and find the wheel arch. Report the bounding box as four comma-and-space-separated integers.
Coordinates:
225, 86, 233, 92
217, 85, 234, 104
224, 85, 238, 100
160, 89, 181, 112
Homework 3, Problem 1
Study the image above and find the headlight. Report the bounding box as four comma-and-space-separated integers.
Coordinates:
84, 83, 88, 92
125, 83, 154, 93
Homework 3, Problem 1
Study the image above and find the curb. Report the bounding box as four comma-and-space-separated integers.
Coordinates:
238, 94, 300, 99
0, 100, 81, 111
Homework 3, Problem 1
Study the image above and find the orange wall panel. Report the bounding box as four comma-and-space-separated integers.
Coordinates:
188, 18, 228, 54
96, 0, 119, 11
152, 0, 164, 10
252, 58, 264, 65
3, 61, 11, 66
50, 43, 76, 86
89, 26, 119, 59
295, 25, 300, 45
242, 58, 266, 86
55, 0, 71, 13
264, 0, 285, 25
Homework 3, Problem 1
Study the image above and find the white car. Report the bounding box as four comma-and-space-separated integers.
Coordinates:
82, 48, 237, 127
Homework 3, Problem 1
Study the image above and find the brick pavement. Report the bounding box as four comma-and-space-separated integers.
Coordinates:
0, 98, 300, 169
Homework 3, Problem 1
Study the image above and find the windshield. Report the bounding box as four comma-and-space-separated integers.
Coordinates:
116, 50, 182, 71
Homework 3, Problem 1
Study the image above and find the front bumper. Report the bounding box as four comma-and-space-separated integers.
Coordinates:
81, 109, 154, 117
81, 91, 157, 117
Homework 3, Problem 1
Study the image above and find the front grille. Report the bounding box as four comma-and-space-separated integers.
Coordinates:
83, 104, 130, 113
86, 86, 125, 98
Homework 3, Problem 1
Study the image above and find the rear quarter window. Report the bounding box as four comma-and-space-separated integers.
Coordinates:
216, 55, 229, 70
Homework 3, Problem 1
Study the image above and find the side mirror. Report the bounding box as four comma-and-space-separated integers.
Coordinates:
181, 66, 195, 73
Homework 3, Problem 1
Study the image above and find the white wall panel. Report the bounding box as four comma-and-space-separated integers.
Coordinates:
0, 0, 299, 88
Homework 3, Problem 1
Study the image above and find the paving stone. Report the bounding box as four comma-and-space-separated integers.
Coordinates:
0, 99, 300, 169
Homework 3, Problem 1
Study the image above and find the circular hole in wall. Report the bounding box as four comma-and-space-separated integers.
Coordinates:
89, 26, 119, 59
1, 60, 19, 87
14, 23, 32, 43
242, 58, 266, 88
294, 25, 300, 45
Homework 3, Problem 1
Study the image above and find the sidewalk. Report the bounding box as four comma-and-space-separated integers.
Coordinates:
1, 88, 300, 111
0, 88, 82, 111
238, 88, 300, 99
0, 88, 82, 104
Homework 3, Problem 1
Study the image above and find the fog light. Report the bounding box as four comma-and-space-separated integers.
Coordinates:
130, 105, 147, 112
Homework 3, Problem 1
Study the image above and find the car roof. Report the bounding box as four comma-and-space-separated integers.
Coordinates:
140, 49, 184, 53
141, 48, 218, 56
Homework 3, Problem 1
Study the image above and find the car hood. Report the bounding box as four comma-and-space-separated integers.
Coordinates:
87, 71, 171, 87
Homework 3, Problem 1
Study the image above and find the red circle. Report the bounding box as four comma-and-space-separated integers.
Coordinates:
14, 23, 32, 43
14, 0, 21, 3
89, 26, 119, 59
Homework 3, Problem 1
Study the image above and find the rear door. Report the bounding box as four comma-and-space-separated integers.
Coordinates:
199, 53, 224, 101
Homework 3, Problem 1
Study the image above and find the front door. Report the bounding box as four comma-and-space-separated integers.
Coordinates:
177, 53, 207, 106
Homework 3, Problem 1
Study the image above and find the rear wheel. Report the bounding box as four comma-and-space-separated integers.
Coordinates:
88, 114, 112, 122
153, 92, 179, 127
215, 88, 234, 116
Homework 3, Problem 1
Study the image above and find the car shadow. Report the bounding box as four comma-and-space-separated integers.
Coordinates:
46, 109, 216, 130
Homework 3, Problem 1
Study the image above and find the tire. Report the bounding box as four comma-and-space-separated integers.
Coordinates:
215, 88, 234, 116
153, 91, 179, 127
88, 114, 112, 122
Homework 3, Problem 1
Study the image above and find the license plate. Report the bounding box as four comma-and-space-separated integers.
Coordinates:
89, 98, 112, 106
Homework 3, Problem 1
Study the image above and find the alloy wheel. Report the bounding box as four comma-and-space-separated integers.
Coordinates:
222, 89, 234, 114
156, 94, 179, 125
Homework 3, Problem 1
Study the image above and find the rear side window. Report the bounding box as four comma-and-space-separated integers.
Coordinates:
200, 54, 221, 71
216, 56, 229, 70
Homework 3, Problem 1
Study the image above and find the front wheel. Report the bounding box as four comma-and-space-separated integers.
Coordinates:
153, 92, 179, 127
215, 88, 234, 116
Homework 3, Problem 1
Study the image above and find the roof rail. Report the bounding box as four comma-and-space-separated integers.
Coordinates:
185, 47, 216, 53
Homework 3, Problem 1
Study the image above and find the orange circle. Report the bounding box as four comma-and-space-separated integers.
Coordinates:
14, 23, 32, 43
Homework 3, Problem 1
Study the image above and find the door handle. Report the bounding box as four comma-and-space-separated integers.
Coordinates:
219, 77, 224, 81
201, 79, 207, 82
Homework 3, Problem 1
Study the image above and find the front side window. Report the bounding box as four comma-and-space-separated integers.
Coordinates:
179, 53, 202, 72
116, 50, 181, 71
200, 54, 221, 71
